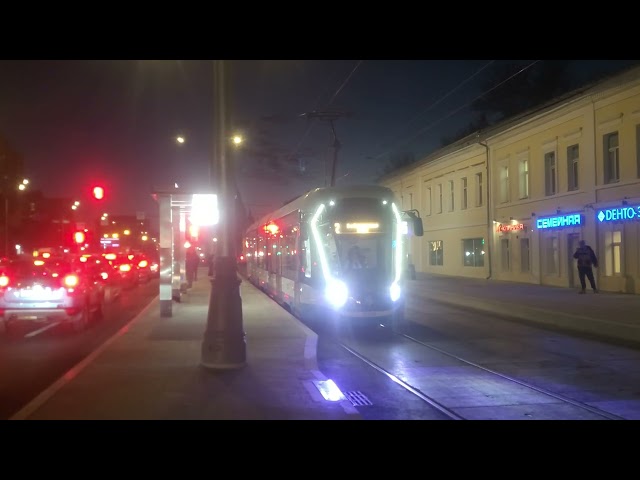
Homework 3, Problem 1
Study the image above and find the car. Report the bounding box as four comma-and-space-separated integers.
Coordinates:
0, 256, 105, 335
79, 253, 123, 303
102, 252, 138, 289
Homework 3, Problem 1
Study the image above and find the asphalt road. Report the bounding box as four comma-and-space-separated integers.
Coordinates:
0, 279, 159, 419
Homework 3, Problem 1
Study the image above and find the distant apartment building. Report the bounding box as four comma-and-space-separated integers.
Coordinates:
0, 135, 28, 255
380, 66, 640, 294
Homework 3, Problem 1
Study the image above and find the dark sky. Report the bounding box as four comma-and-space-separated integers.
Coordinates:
1, 59, 637, 221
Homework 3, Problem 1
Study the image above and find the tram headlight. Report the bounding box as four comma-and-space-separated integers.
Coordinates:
326, 279, 349, 309
390, 282, 401, 302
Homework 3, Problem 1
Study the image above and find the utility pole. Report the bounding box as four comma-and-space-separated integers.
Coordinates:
301, 110, 351, 187
201, 60, 246, 370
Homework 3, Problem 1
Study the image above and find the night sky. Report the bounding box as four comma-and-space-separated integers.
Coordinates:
1, 59, 637, 221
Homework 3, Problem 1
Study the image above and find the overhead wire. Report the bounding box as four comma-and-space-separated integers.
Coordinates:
371, 60, 541, 162
291, 60, 363, 158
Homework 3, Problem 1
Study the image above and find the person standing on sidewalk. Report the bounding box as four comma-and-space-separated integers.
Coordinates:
573, 240, 598, 294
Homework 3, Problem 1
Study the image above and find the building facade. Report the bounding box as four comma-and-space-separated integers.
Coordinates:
380, 66, 640, 294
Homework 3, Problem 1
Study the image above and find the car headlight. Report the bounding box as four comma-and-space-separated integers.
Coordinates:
390, 282, 401, 302
326, 279, 348, 308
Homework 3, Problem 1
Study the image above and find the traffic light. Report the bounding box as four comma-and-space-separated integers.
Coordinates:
93, 186, 105, 200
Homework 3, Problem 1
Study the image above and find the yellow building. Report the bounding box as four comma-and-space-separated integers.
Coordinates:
380, 66, 640, 294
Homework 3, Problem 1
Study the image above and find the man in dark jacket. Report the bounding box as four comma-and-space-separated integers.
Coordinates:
573, 240, 598, 294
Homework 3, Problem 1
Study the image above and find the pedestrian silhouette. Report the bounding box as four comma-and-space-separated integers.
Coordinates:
186, 248, 199, 287
573, 240, 598, 294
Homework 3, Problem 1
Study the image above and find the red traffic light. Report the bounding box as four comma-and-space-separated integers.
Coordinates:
93, 186, 105, 200
74, 231, 86, 244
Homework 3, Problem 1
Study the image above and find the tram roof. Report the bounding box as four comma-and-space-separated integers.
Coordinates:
247, 184, 397, 232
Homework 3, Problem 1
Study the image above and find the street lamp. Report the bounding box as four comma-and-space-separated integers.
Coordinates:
201, 60, 246, 370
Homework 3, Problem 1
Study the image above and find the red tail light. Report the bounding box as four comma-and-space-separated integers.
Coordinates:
120, 264, 131, 272
138, 260, 148, 268
0, 275, 9, 287
64, 275, 79, 287
100, 272, 109, 280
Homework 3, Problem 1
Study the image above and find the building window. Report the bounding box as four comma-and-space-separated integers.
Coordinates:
544, 151, 557, 196
500, 238, 510, 271
437, 184, 442, 213
476, 172, 483, 207
567, 144, 579, 191
520, 238, 530, 273
604, 132, 620, 184
499, 164, 510, 203
461, 177, 468, 210
519, 157, 529, 199
463, 238, 485, 267
544, 236, 559, 275
425, 185, 432, 216
448, 180, 454, 212
604, 230, 622, 276
429, 240, 443, 266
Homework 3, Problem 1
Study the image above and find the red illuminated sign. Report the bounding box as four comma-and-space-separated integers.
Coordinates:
497, 223, 524, 232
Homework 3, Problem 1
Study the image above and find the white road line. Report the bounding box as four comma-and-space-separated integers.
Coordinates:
24, 322, 60, 338
9, 295, 159, 420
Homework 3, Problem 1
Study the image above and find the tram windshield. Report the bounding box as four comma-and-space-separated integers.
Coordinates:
314, 197, 399, 283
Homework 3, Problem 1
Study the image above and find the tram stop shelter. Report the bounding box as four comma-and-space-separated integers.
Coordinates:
152, 190, 218, 317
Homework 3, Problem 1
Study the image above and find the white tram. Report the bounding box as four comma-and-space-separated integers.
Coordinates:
243, 185, 423, 333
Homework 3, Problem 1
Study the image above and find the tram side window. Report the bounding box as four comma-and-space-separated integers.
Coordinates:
282, 226, 297, 280
317, 219, 340, 276
267, 236, 280, 274
300, 217, 322, 284
302, 237, 312, 278
256, 236, 266, 269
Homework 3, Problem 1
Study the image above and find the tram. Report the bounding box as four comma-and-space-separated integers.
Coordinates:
243, 185, 423, 334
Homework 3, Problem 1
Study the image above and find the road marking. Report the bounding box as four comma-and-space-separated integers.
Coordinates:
9, 295, 159, 420
24, 322, 60, 338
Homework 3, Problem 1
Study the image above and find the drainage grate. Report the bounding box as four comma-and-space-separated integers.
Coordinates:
344, 390, 373, 406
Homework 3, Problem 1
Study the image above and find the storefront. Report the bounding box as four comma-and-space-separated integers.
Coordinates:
535, 212, 586, 288
595, 202, 640, 294
495, 221, 532, 282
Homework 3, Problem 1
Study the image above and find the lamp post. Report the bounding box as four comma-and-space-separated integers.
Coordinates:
201, 60, 246, 370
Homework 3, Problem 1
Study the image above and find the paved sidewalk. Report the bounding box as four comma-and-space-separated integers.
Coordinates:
406, 273, 640, 347
11, 274, 360, 420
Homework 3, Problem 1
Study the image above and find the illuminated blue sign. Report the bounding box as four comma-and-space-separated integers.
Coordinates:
536, 213, 583, 229
597, 205, 640, 223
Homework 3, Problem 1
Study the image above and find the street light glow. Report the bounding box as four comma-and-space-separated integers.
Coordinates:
176, 135, 185, 144
22, 179, 29, 185
232, 135, 243, 145
18, 184, 26, 190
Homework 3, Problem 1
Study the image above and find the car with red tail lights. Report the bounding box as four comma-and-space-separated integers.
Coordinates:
0, 256, 105, 335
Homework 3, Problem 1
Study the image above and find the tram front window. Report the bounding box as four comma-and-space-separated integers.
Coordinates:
336, 235, 388, 278
313, 197, 400, 285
